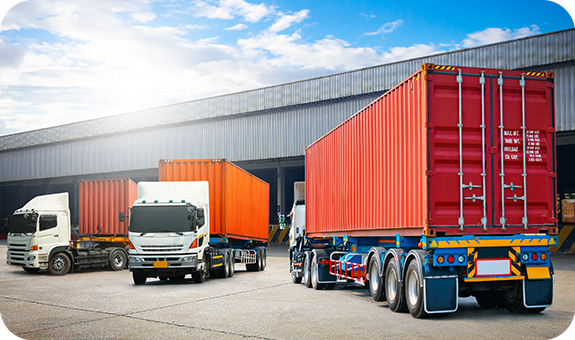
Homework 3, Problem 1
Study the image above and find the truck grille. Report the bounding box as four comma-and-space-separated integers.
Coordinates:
140, 245, 184, 252
8, 243, 27, 251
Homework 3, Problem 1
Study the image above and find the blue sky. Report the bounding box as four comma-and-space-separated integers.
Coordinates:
0, 0, 573, 136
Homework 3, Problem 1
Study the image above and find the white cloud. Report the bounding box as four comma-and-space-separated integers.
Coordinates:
366, 19, 403, 36
461, 25, 541, 48
225, 23, 248, 31
0, 0, 547, 135
190, 0, 274, 23
269, 10, 309, 32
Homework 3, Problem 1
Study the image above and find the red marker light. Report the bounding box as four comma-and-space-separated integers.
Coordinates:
448, 255, 454, 263
532, 253, 538, 261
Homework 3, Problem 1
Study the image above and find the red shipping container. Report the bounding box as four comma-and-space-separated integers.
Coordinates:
159, 159, 269, 242
79, 178, 137, 235
306, 64, 557, 238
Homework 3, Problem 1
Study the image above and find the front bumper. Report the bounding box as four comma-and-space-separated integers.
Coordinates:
6, 250, 46, 269
129, 254, 200, 274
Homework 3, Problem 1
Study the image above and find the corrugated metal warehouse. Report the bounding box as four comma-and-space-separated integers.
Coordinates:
1, 28, 574, 228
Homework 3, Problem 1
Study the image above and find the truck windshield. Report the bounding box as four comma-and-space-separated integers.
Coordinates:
9, 214, 37, 234
129, 205, 193, 233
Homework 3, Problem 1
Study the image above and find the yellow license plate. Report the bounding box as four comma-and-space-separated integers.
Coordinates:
154, 261, 168, 268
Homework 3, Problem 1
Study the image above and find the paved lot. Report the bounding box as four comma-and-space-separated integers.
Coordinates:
0, 241, 574, 340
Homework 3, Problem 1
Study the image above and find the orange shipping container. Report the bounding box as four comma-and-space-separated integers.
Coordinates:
306, 64, 557, 238
79, 178, 137, 235
159, 159, 269, 242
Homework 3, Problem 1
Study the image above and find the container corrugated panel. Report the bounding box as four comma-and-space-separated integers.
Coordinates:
306, 63, 557, 238
159, 159, 269, 242
79, 178, 137, 235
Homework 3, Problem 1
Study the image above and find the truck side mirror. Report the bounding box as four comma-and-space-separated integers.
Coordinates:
196, 217, 205, 228
197, 208, 204, 219
119, 211, 125, 222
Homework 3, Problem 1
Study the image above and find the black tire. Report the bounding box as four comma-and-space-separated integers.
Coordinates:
385, 259, 407, 312
260, 248, 266, 271
303, 253, 312, 288
133, 270, 147, 285
291, 269, 302, 283
325, 283, 336, 290
47, 252, 71, 275
254, 250, 261, 272
311, 255, 325, 290
110, 250, 127, 271
217, 253, 228, 279
368, 257, 385, 302
23, 267, 40, 273
405, 261, 428, 318
502, 281, 528, 314
159, 276, 168, 281
228, 250, 235, 277
475, 291, 502, 309
192, 269, 205, 283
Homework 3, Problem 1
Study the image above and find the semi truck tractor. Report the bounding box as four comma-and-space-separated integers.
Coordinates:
128, 159, 269, 285
290, 64, 558, 318
6, 178, 136, 275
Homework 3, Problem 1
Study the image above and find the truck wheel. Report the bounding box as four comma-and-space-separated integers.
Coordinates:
254, 250, 261, 272
260, 248, 266, 271
133, 270, 147, 285
325, 283, 336, 290
502, 281, 528, 313
311, 255, 325, 290
228, 250, 235, 277
303, 253, 312, 288
405, 261, 428, 318
110, 250, 127, 271
475, 291, 502, 309
48, 252, 71, 275
218, 253, 228, 279
23, 267, 40, 273
368, 257, 385, 302
385, 259, 407, 312
192, 270, 205, 284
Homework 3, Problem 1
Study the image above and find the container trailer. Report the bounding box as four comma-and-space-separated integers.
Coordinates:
6, 178, 136, 275
127, 159, 269, 285
290, 64, 558, 317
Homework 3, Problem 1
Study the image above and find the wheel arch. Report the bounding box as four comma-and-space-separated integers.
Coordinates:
366, 247, 386, 277
49, 246, 74, 263
403, 249, 427, 288
383, 248, 404, 282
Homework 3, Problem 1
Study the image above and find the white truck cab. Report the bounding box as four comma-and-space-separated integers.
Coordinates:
6, 193, 71, 273
128, 181, 210, 284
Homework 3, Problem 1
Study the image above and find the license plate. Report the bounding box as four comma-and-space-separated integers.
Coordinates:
153, 261, 168, 268
475, 259, 511, 277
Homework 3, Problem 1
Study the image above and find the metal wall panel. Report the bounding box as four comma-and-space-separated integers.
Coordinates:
1, 29, 573, 153
0, 95, 380, 182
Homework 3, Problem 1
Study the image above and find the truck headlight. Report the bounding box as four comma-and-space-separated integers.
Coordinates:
129, 256, 144, 264
180, 255, 198, 262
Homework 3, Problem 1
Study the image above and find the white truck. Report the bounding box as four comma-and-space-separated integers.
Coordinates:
6, 193, 129, 275
127, 181, 267, 285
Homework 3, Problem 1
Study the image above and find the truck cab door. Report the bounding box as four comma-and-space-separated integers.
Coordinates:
37, 213, 67, 256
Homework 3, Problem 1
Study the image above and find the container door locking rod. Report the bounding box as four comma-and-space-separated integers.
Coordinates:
498, 72, 507, 231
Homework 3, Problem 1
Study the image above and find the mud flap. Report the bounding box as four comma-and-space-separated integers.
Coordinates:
423, 264, 458, 314
523, 276, 553, 307
313, 249, 337, 283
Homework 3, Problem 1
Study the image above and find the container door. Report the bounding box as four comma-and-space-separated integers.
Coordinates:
427, 66, 555, 235
491, 72, 556, 231
428, 68, 490, 232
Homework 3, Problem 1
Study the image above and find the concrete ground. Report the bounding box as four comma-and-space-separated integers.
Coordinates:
0, 241, 574, 340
